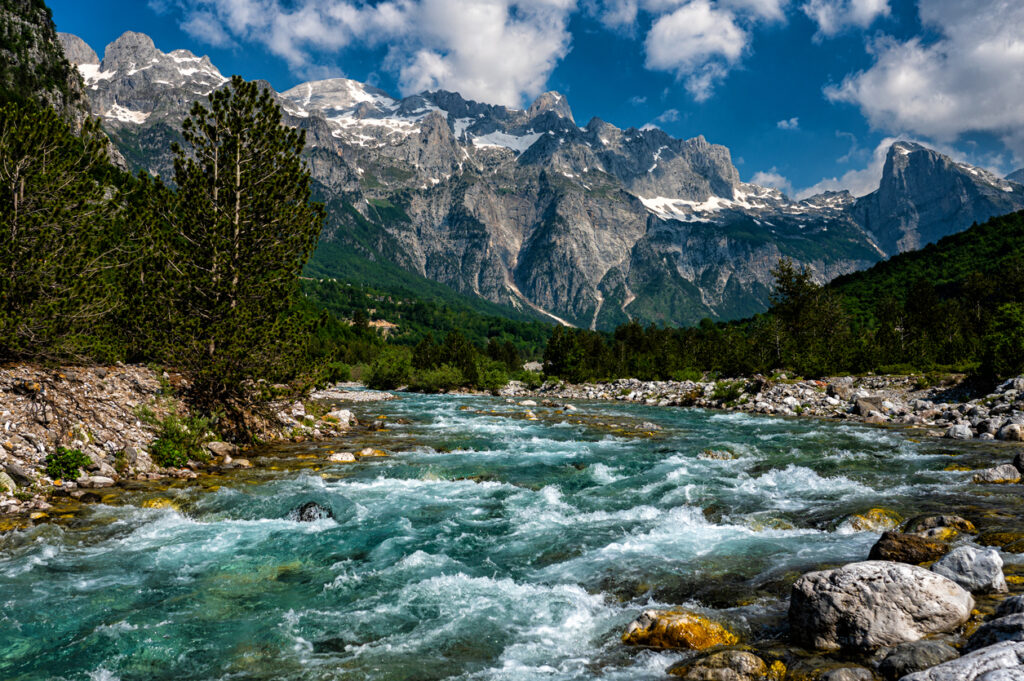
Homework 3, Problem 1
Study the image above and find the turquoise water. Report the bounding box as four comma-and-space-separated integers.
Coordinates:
0, 394, 1014, 680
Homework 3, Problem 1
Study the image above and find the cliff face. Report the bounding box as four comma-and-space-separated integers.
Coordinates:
58, 31, 1024, 328
0, 0, 89, 125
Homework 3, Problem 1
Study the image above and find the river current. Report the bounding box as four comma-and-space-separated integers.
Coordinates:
1, 393, 1020, 680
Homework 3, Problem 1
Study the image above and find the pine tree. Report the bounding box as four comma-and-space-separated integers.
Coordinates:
156, 76, 324, 429
0, 101, 123, 361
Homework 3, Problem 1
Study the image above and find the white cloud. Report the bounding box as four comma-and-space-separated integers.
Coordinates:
776, 116, 799, 130
825, 0, 1024, 161
159, 0, 575, 107
644, 0, 747, 101
750, 167, 793, 195
801, 0, 889, 38
655, 108, 681, 122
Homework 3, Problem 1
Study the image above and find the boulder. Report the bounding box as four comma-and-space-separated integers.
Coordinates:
997, 424, 1024, 442
854, 396, 886, 416
3, 462, 33, 486
899, 641, 1024, 681
844, 507, 903, 532
932, 546, 1008, 594
902, 514, 976, 536
966, 614, 1024, 652
1014, 451, 1024, 476
322, 409, 355, 428
288, 501, 334, 522
945, 424, 974, 439
327, 451, 356, 463
0, 471, 17, 491
973, 464, 1021, 484
877, 640, 959, 680
667, 649, 784, 680
205, 441, 238, 458
996, 595, 1024, 619
869, 532, 950, 564
622, 609, 738, 650
79, 476, 115, 488
788, 561, 975, 652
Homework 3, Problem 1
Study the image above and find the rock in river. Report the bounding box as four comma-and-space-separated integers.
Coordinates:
901, 640, 1024, 680
972, 464, 1022, 484
788, 561, 974, 652
288, 502, 334, 522
868, 531, 950, 564
931, 545, 1007, 594
667, 649, 784, 680
622, 609, 738, 650
877, 640, 959, 680
966, 614, 1024, 652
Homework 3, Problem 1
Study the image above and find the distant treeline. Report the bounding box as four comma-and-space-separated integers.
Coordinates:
542, 212, 1024, 382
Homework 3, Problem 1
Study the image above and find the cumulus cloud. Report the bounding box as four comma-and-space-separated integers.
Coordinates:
776, 116, 799, 130
801, 0, 889, 38
155, 0, 574, 107
750, 167, 793, 195
654, 108, 681, 122
825, 0, 1024, 160
644, 0, 747, 100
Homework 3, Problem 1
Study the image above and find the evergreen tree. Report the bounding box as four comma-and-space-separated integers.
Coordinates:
0, 101, 123, 361
155, 76, 324, 428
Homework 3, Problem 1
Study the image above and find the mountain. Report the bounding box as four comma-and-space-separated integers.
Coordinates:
59, 31, 1024, 329
1007, 169, 1024, 185
1, 0, 88, 125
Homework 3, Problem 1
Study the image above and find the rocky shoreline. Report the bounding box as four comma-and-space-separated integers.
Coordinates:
0, 365, 394, 517
500, 373, 1024, 443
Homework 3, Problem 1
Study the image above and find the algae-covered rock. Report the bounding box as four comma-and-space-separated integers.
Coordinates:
972, 464, 1021, 484
667, 649, 783, 680
902, 514, 976, 536
844, 508, 903, 532
622, 609, 738, 650
789, 561, 974, 652
868, 531, 950, 564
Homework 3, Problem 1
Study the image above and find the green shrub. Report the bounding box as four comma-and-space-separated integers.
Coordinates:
44, 447, 91, 480
670, 368, 703, 382
323, 361, 351, 384
366, 346, 413, 389
712, 380, 744, 402
513, 369, 543, 389
409, 364, 464, 393
477, 361, 510, 393
149, 413, 215, 468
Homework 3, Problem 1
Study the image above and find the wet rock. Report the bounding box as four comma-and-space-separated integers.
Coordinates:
844, 507, 903, 532
854, 396, 886, 416
288, 502, 334, 522
966, 615, 1024, 652
322, 409, 355, 428
205, 441, 238, 458
666, 649, 783, 680
877, 640, 959, 680
622, 609, 738, 650
932, 546, 1007, 594
996, 596, 1024, 619
972, 464, 1021, 484
997, 424, 1023, 442
0, 471, 17, 491
357, 447, 387, 458
868, 531, 950, 564
1014, 452, 1024, 476
79, 475, 115, 488
902, 515, 976, 536
819, 667, 873, 681
788, 561, 975, 652
327, 452, 356, 463
978, 528, 1024, 549
899, 641, 1024, 680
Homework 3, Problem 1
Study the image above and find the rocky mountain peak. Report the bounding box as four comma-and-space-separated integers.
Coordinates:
1007, 168, 1024, 184
100, 31, 159, 72
528, 91, 574, 124
57, 32, 98, 65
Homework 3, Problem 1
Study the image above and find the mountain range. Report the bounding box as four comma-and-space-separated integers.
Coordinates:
57, 30, 1024, 329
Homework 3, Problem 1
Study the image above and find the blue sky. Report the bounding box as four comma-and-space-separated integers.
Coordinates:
49, 0, 1024, 197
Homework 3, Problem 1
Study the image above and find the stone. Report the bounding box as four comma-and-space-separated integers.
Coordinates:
932, 546, 1008, 594
0, 471, 17, 492
855, 396, 886, 416
788, 561, 975, 652
622, 609, 738, 650
902, 515, 976, 535
978, 528, 1024, 548
819, 668, 873, 681
3, 462, 33, 486
288, 502, 334, 522
322, 409, 355, 428
357, 447, 388, 457
327, 452, 356, 463
966, 615, 1024, 652
519, 400, 537, 407
878, 640, 959, 680
996, 596, 1024, 619
1014, 452, 1024, 476
205, 441, 238, 458
973, 464, 1022, 484
81, 476, 115, 488
946, 424, 974, 439
667, 649, 783, 680
845, 507, 903, 531
998, 424, 1024, 442
868, 531, 950, 564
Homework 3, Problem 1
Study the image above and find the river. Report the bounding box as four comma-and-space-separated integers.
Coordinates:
1, 393, 1021, 680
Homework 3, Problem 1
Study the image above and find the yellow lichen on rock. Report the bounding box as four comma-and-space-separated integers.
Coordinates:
767, 660, 786, 680
141, 498, 180, 511
622, 609, 738, 650
846, 508, 903, 531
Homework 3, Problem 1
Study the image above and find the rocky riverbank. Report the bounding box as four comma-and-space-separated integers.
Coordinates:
500, 373, 1024, 443
0, 365, 387, 516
